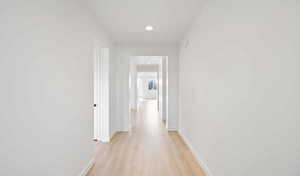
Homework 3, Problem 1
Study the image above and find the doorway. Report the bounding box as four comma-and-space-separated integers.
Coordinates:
129, 56, 168, 130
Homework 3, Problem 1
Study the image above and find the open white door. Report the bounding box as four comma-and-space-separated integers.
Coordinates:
94, 47, 110, 142
94, 47, 100, 141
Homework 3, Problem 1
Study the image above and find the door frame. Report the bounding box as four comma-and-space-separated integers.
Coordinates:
128, 56, 169, 130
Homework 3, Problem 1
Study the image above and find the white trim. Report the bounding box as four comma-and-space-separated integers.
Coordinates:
78, 157, 95, 176
179, 131, 213, 176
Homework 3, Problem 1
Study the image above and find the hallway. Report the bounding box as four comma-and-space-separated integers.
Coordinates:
87, 100, 206, 176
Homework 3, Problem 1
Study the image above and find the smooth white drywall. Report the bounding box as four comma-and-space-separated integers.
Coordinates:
179, 0, 300, 176
136, 64, 159, 73
129, 59, 138, 110
115, 44, 179, 131
0, 0, 111, 175
109, 47, 118, 139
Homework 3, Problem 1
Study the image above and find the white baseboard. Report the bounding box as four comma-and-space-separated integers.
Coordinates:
78, 157, 95, 176
179, 131, 213, 176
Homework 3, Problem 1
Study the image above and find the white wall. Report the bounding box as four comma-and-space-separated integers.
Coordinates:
129, 59, 138, 110
109, 48, 118, 139
0, 0, 111, 175
179, 1, 300, 176
136, 64, 159, 72
161, 57, 168, 122
115, 44, 179, 131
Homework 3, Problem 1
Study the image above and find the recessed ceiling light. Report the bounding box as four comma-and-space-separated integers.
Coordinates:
145, 25, 154, 31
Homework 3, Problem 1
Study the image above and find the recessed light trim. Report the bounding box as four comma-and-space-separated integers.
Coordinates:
145, 25, 154, 31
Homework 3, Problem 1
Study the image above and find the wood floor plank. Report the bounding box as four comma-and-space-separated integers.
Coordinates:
87, 100, 206, 176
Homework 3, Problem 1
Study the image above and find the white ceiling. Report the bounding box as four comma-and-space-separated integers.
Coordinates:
88, 0, 204, 44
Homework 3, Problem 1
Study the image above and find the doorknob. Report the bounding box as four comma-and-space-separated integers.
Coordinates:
94, 104, 97, 107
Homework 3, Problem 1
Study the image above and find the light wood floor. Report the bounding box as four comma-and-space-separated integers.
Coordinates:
87, 100, 206, 176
